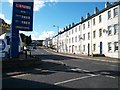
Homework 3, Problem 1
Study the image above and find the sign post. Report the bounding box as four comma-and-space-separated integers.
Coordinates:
10, 0, 33, 58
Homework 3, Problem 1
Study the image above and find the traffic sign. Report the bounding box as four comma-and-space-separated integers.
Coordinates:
0, 40, 6, 51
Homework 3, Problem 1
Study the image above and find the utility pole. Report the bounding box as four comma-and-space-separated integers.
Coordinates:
53, 25, 59, 52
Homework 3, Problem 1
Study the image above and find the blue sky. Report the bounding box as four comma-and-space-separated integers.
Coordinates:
1, 1, 109, 40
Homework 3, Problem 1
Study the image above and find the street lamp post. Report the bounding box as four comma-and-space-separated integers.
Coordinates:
53, 25, 59, 52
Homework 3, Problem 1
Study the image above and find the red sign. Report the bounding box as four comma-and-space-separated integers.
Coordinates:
16, 3, 31, 10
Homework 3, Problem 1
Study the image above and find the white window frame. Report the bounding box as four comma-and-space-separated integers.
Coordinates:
99, 15, 102, 23
114, 7, 118, 17
114, 42, 118, 52
83, 34, 85, 40
99, 29, 102, 37
88, 21, 90, 28
93, 31, 96, 38
108, 26, 112, 36
83, 24, 85, 30
108, 42, 112, 52
93, 18, 95, 25
114, 24, 118, 35
83, 45, 85, 51
88, 32, 90, 40
93, 44, 96, 51
108, 10, 111, 19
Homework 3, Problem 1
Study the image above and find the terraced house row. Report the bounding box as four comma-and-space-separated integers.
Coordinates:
52, 1, 120, 58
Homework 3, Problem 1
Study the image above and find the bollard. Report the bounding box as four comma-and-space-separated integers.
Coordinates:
25, 50, 27, 59
30, 50, 31, 57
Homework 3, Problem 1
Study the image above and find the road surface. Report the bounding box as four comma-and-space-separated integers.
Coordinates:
3, 47, 120, 89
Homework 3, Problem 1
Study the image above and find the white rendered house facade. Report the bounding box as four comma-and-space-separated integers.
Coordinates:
52, 2, 120, 58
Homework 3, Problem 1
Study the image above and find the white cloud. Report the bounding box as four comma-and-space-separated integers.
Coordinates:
20, 31, 55, 40
34, 0, 45, 11
38, 31, 55, 40
7, 0, 59, 12
8, 0, 45, 12
0, 13, 11, 24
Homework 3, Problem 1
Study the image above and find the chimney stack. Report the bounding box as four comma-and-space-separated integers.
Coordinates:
86, 13, 90, 18
94, 7, 99, 14
105, 1, 111, 8
64, 28, 65, 31
66, 26, 68, 29
72, 23, 74, 27
69, 24, 71, 28
81, 17, 84, 22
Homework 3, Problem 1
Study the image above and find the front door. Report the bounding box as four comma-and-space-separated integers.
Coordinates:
88, 43, 90, 56
100, 42, 102, 54
72, 45, 74, 53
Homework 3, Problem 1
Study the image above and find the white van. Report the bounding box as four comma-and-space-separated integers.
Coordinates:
0, 33, 22, 59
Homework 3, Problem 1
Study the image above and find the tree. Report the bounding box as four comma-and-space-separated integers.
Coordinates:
25, 35, 32, 45
20, 33, 32, 45
20, 33, 26, 42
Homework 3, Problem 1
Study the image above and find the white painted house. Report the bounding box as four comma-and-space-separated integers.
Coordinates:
52, 2, 120, 58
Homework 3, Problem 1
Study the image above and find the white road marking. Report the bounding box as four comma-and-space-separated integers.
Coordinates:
101, 72, 110, 75
82, 70, 90, 72
71, 68, 82, 71
54, 75, 99, 85
105, 75, 116, 79
11, 74, 30, 78
6, 72, 23, 75
2, 74, 31, 80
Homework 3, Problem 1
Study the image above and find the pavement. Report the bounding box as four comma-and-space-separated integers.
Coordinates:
46, 48, 119, 64
2, 50, 66, 78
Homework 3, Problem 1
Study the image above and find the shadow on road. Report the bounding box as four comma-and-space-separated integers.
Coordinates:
3, 60, 120, 78
34, 54, 78, 61
2, 77, 72, 89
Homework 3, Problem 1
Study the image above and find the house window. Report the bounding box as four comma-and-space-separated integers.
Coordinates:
88, 32, 90, 40
75, 27, 77, 32
108, 10, 111, 19
79, 35, 81, 41
114, 8, 118, 17
75, 36, 77, 42
66, 39, 68, 44
69, 31, 71, 35
93, 44, 96, 51
83, 24, 85, 30
93, 18, 95, 25
108, 26, 112, 36
108, 42, 112, 52
69, 38, 71, 43
72, 29, 74, 34
72, 37, 74, 43
114, 42, 118, 52
69, 46, 71, 52
79, 26, 80, 31
99, 29, 102, 37
79, 45, 81, 51
75, 46, 77, 51
83, 45, 85, 51
83, 34, 85, 40
93, 31, 96, 38
99, 15, 102, 23
88, 21, 90, 28
114, 24, 118, 35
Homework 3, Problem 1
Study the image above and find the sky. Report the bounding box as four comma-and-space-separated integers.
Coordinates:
0, 0, 117, 40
